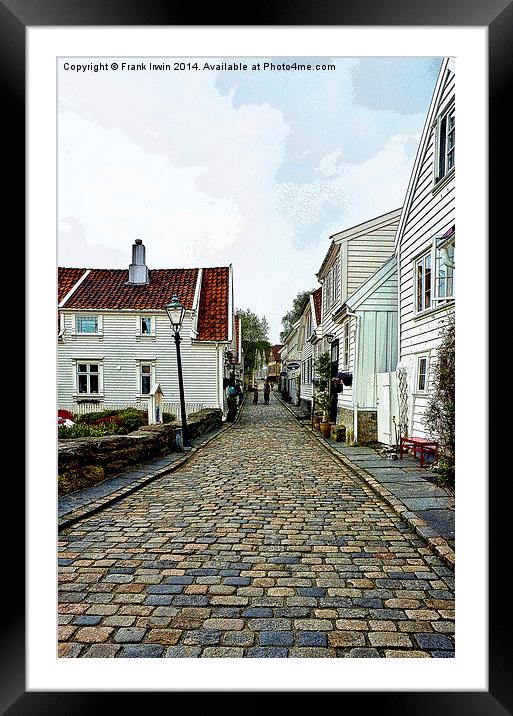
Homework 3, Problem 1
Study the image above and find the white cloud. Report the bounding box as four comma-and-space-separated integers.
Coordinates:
58, 59, 428, 342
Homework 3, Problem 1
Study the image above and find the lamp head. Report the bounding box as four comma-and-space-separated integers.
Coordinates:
165, 295, 185, 331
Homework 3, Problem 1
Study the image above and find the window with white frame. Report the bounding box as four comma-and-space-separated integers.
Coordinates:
415, 252, 432, 313
76, 362, 102, 394
140, 364, 152, 395
323, 259, 340, 311
435, 240, 455, 301
415, 231, 455, 313
76, 315, 100, 334
343, 321, 350, 369
435, 105, 455, 183
140, 316, 153, 335
416, 356, 429, 393
306, 309, 313, 338
137, 361, 155, 396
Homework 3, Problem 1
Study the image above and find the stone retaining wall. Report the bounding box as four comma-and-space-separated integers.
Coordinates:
58, 408, 223, 496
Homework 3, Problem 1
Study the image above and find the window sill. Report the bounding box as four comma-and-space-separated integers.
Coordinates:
432, 168, 455, 196
73, 395, 104, 401
414, 301, 454, 321
71, 333, 104, 338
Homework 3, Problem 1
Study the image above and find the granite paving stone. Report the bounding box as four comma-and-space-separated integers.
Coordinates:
58, 394, 455, 659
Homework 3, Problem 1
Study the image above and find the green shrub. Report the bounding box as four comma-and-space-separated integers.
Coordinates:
58, 422, 124, 439
76, 409, 120, 424
75, 408, 148, 433
116, 408, 147, 432
163, 412, 176, 423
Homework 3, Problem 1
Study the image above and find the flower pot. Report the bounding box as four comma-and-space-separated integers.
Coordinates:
319, 422, 331, 437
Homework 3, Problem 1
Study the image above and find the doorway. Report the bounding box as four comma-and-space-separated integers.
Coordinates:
329, 339, 339, 423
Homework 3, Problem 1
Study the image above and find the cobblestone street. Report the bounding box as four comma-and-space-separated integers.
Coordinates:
58, 394, 455, 658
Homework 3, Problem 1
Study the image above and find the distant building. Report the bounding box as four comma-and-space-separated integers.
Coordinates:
266, 344, 284, 383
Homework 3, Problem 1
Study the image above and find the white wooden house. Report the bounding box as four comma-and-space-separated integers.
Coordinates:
387, 58, 455, 442
314, 209, 401, 440
279, 320, 301, 404
332, 256, 398, 443
58, 239, 236, 419
298, 287, 323, 412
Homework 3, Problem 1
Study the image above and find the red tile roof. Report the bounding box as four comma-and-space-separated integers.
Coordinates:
270, 344, 283, 361
312, 287, 322, 326
196, 267, 230, 341
58, 265, 231, 342
58, 268, 87, 303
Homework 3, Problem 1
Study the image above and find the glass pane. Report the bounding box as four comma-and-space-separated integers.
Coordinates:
89, 375, 99, 393
425, 257, 431, 309
418, 359, 427, 391
141, 375, 151, 394
78, 364, 87, 373
416, 262, 423, 311
141, 317, 151, 334
77, 316, 97, 333
78, 375, 88, 393
141, 365, 151, 374
89, 364, 99, 373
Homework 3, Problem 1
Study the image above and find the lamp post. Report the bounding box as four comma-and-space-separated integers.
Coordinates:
164, 295, 191, 448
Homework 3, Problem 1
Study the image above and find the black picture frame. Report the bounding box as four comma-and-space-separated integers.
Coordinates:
5, 0, 504, 711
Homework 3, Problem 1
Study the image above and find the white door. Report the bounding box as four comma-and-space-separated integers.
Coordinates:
377, 372, 400, 445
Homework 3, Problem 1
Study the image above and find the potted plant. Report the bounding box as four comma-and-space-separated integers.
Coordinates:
316, 390, 333, 437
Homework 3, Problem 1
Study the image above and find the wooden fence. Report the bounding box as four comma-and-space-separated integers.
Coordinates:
59, 402, 208, 418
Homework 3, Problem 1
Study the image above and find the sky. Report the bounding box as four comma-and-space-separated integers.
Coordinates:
58, 57, 441, 343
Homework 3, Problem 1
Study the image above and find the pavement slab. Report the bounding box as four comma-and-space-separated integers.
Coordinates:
58, 393, 454, 658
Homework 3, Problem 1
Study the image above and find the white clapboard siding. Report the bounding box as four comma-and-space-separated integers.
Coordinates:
58, 310, 225, 410
346, 228, 398, 297
355, 311, 398, 409
396, 60, 455, 438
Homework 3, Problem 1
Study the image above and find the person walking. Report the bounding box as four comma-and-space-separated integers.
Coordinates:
253, 384, 259, 404
263, 380, 271, 405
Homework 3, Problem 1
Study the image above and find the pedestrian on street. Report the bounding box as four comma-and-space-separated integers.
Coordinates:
236, 381, 243, 405
253, 384, 259, 404
263, 381, 271, 405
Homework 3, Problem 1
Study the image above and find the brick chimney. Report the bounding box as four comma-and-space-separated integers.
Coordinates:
128, 239, 149, 285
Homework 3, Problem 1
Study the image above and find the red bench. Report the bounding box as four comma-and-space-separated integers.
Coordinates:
399, 436, 438, 468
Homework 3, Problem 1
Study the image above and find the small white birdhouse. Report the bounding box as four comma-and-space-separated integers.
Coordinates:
148, 382, 164, 424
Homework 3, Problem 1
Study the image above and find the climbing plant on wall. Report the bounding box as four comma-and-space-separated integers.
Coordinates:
423, 314, 455, 486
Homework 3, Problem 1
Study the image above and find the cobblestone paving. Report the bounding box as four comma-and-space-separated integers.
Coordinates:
58, 394, 455, 658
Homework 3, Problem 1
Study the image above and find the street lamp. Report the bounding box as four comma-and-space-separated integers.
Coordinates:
164, 295, 191, 448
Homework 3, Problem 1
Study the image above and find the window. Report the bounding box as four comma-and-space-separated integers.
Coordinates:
415, 252, 432, 313
435, 106, 455, 182
435, 241, 455, 301
141, 364, 152, 395
415, 231, 455, 314
77, 363, 100, 394
323, 260, 340, 311
343, 322, 350, 369
76, 315, 99, 334
417, 356, 429, 393
306, 310, 313, 338
141, 317, 152, 335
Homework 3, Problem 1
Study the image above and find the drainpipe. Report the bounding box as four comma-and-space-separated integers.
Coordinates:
345, 307, 359, 443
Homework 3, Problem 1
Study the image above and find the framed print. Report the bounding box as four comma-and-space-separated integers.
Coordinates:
2, 0, 507, 710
